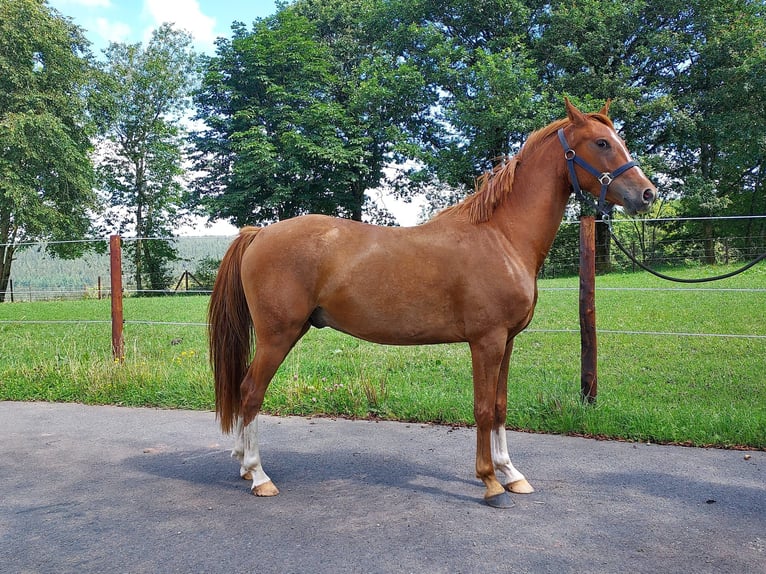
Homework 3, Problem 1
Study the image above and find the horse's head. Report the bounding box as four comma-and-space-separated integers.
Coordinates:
560, 98, 656, 215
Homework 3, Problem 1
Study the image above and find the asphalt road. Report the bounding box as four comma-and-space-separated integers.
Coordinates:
1, 401, 763, 573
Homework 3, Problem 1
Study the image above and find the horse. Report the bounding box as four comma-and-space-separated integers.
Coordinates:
208, 98, 657, 507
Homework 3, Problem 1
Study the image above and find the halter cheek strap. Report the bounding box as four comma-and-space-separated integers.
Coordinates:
557, 128, 638, 216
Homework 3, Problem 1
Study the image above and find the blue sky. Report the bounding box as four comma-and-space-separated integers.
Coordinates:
48, 0, 279, 56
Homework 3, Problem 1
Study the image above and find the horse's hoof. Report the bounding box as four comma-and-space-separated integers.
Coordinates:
484, 491, 515, 509
252, 481, 279, 497
506, 479, 534, 494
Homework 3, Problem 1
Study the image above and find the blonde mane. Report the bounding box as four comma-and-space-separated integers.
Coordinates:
435, 114, 614, 224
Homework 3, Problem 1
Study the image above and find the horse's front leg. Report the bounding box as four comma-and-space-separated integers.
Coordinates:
492, 339, 534, 494
470, 334, 513, 508
492, 428, 534, 494
231, 415, 279, 496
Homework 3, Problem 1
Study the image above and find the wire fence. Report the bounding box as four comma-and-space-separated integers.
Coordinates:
1, 235, 232, 302
0, 220, 764, 342
540, 215, 766, 279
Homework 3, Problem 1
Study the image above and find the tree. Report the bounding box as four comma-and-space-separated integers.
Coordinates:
191, 2, 434, 226
0, 0, 97, 302
192, 11, 359, 225
657, 0, 766, 262
374, 0, 543, 192
95, 24, 198, 293
294, 0, 439, 221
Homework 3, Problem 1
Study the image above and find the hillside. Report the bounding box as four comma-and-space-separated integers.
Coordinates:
7, 236, 234, 298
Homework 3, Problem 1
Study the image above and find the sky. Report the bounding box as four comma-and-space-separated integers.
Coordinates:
48, 0, 279, 57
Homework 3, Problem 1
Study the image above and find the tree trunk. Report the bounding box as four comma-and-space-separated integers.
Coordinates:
351, 180, 364, 222
0, 211, 16, 303
595, 216, 611, 274
702, 220, 716, 264
134, 238, 143, 294
134, 159, 146, 293
0, 244, 15, 303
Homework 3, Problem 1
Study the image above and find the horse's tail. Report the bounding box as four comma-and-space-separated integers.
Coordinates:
208, 226, 261, 434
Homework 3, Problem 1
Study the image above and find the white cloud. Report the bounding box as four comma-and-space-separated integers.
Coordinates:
95, 17, 132, 45
143, 0, 217, 50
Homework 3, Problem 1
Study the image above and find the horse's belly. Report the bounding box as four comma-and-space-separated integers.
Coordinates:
309, 305, 464, 346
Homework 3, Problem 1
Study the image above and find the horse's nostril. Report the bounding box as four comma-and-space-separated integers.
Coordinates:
643, 188, 655, 203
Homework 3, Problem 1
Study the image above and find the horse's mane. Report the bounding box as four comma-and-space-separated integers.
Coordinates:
434, 113, 614, 224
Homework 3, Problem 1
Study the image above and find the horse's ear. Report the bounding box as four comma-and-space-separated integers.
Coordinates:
565, 97, 587, 125
599, 99, 612, 117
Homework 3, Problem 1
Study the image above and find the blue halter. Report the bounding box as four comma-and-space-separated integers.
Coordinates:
557, 128, 638, 216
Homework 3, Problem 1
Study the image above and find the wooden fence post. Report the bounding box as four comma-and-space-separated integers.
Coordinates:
110, 235, 124, 362
579, 215, 598, 403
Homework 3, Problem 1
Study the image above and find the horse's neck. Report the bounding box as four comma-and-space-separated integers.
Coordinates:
492, 156, 570, 273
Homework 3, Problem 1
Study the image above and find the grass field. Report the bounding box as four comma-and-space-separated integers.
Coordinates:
1, 265, 764, 449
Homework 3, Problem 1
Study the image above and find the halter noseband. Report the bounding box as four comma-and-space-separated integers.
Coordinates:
557, 128, 638, 216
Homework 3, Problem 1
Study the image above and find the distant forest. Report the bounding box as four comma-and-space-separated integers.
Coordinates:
9, 236, 234, 295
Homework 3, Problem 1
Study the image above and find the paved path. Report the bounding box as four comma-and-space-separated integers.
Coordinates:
1, 401, 763, 573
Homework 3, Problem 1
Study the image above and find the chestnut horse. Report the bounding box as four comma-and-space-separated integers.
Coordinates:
209, 99, 656, 507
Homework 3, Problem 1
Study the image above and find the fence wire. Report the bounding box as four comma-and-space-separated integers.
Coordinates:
1, 222, 764, 341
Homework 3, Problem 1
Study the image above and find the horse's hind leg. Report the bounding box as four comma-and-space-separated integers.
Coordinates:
492, 339, 534, 494
238, 326, 309, 496
232, 415, 278, 496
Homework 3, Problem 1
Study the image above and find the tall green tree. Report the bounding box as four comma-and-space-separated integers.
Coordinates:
375, 0, 542, 193
95, 24, 198, 293
292, 0, 437, 219
0, 0, 97, 301
191, 2, 433, 226
657, 0, 766, 262
192, 11, 356, 224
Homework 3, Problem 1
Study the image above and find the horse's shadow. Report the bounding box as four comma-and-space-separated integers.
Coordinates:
127, 442, 480, 504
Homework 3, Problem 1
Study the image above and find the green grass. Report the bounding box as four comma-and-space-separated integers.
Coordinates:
1, 265, 764, 449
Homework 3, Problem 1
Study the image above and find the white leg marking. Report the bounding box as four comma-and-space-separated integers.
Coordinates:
238, 415, 273, 490
491, 427, 530, 488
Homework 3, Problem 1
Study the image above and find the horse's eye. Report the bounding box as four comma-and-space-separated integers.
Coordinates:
596, 139, 610, 149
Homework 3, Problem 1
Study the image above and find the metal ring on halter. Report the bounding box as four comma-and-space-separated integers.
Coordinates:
598, 173, 613, 185
564, 149, 576, 160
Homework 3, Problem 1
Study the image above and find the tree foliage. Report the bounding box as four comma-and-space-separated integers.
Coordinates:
191, 2, 434, 225
190, 0, 765, 253
372, 0, 542, 190
0, 0, 97, 301
95, 24, 199, 293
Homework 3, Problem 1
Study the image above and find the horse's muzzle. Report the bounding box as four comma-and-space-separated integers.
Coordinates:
619, 183, 657, 215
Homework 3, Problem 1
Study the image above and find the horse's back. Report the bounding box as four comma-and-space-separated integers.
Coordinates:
240, 214, 389, 277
